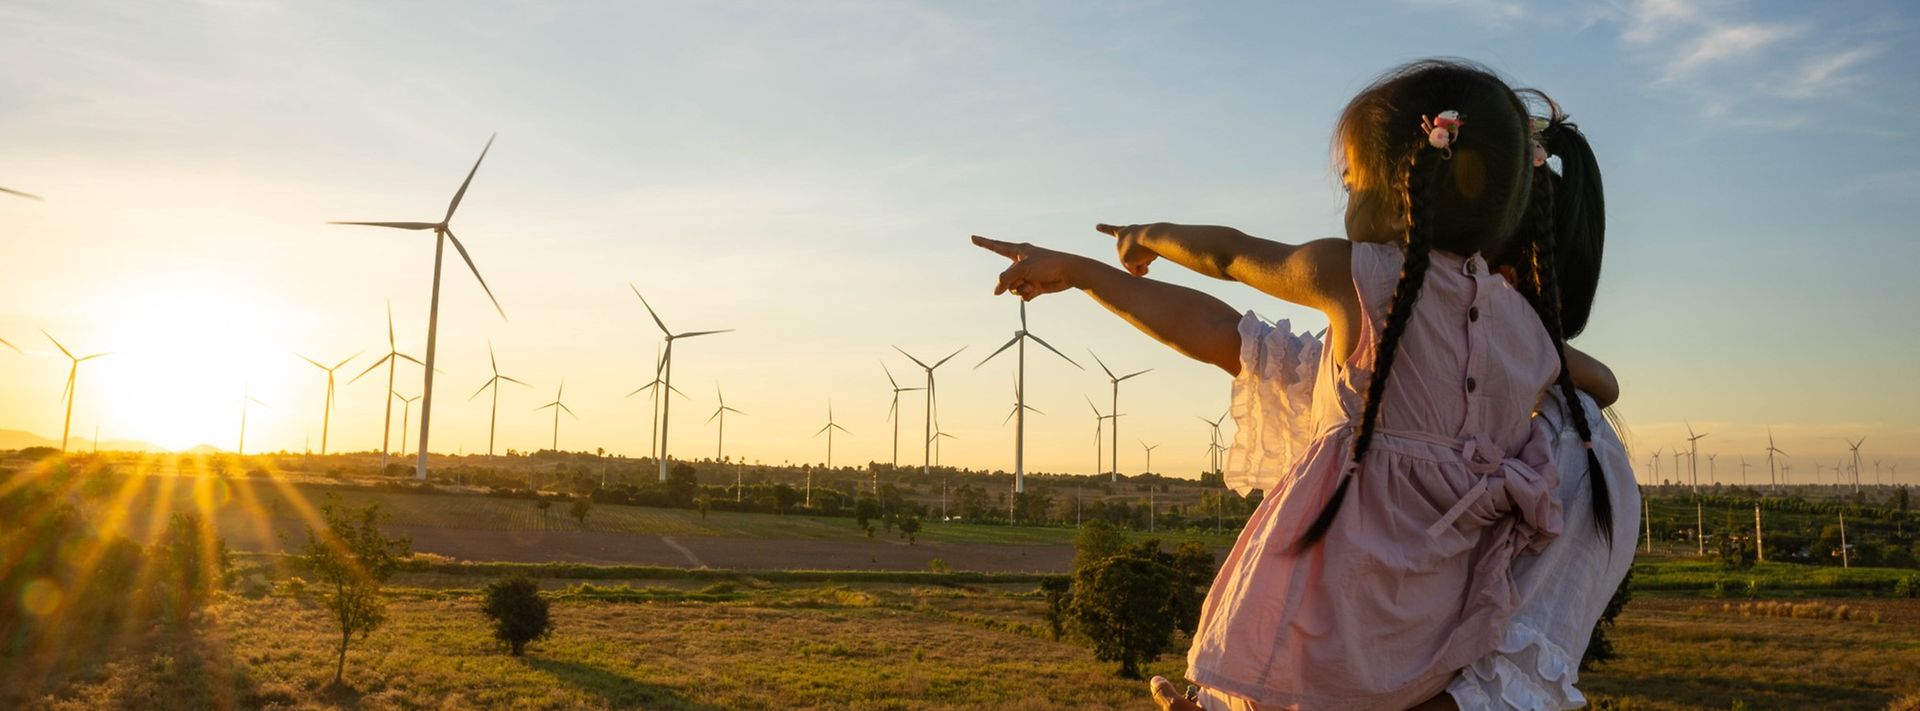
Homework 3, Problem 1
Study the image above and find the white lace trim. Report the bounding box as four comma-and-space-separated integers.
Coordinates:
1446, 621, 1586, 710
1223, 312, 1322, 496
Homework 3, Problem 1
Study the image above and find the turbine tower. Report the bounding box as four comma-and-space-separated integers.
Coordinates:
43, 331, 106, 452
632, 287, 731, 481
332, 134, 508, 481
894, 346, 965, 476
815, 404, 849, 470
976, 301, 1081, 494
394, 391, 421, 458
236, 387, 265, 456
882, 363, 923, 470
351, 304, 424, 470
534, 382, 577, 452
1090, 351, 1150, 482
470, 342, 529, 459
298, 352, 359, 456
1765, 428, 1788, 493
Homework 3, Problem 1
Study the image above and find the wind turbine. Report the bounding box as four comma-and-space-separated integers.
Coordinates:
394, 392, 421, 458
1845, 438, 1865, 493
1090, 351, 1150, 482
1086, 395, 1115, 477
932, 429, 958, 468
976, 301, 1081, 494
1199, 412, 1227, 479
1685, 423, 1708, 493
815, 403, 849, 470
298, 352, 360, 456
627, 344, 685, 464
632, 287, 732, 481
1141, 441, 1159, 476
236, 387, 265, 456
534, 382, 577, 452
882, 363, 923, 470
894, 346, 966, 476
332, 134, 508, 481
351, 304, 426, 471
1647, 448, 1663, 485
42, 331, 106, 452
1706, 453, 1717, 485
470, 342, 529, 459
1765, 428, 1788, 493
707, 384, 744, 462
1739, 457, 1752, 487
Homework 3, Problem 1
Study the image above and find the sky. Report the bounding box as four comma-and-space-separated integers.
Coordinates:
1, 0, 1917, 485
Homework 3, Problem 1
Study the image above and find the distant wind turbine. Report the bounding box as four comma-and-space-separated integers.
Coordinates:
1706, 453, 1717, 485
882, 363, 924, 470
976, 301, 1080, 494
351, 304, 425, 470
1141, 441, 1159, 476
298, 352, 360, 456
43, 331, 106, 452
1086, 395, 1116, 477
1739, 456, 1751, 487
332, 134, 508, 481
470, 342, 529, 459
1199, 412, 1227, 479
395, 392, 421, 458
627, 344, 685, 465
236, 387, 265, 456
534, 382, 577, 452
1845, 438, 1865, 493
932, 429, 957, 468
1647, 448, 1663, 484
707, 384, 744, 463
894, 346, 966, 476
1685, 423, 1709, 493
1765, 428, 1788, 492
632, 287, 732, 482
1090, 351, 1150, 482
815, 403, 849, 470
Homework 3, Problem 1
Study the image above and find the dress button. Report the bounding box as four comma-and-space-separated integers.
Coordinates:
1466, 261, 1479, 275
1466, 377, 1478, 393
1469, 306, 1480, 322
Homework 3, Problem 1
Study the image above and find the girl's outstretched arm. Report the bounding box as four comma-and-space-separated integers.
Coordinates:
972, 235, 1242, 374
1095, 223, 1357, 314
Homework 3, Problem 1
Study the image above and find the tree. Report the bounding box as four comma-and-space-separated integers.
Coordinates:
695, 495, 712, 520
569, 497, 592, 528
1071, 520, 1128, 572
301, 497, 411, 686
854, 498, 882, 530
1069, 551, 1179, 678
898, 515, 922, 544
154, 511, 231, 623
481, 575, 552, 656
1581, 570, 1633, 670
536, 499, 553, 527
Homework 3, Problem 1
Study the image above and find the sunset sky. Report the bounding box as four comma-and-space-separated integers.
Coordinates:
2, 0, 1916, 484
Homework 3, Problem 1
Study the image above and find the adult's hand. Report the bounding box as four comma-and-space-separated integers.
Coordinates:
971, 235, 1087, 301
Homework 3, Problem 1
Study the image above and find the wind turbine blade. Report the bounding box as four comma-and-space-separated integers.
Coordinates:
932, 347, 966, 369
1118, 368, 1152, 382
299, 354, 327, 370
329, 221, 438, 230
471, 379, 495, 400
1026, 405, 1046, 416
630, 285, 672, 335
675, 329, 733, 339
499, 375, 530, 386
724, 406, 745, 415
349, 354, 394, 383
387, 302, 397, 347
40, 330, 72, 359
560, 403, 576, 418
332, 352, 362, 370
444, 230, 506, 320
882, 362, 899, 389
444, 133, 496, 223
892, 346, 930, 369
0, 186, 44, 201
668, 383, 689, 399
1086, 395, 1100, 416
816, 423, 833, 436
61, 371, 73, 404
707, 409, 723, 424
1088, 350, 1115, 379
626, 383, 655, 398
887, 397, 898, 422
1003, 407, 1018, 425
832, 423, 849, 434
975, 335, 1021, 368
77, 353, 108, 362
535, 402, 558, 411
396, 353, 426, 367
1026, 333, 1082, 369
0, 336, 16, 353
488, 342, 499, 374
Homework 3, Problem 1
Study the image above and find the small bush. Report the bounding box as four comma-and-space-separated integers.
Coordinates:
927, 558, 952, 574
481, 576, 552, 656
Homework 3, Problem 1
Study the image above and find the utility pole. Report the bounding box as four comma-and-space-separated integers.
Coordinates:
1754, 502, 1765, 562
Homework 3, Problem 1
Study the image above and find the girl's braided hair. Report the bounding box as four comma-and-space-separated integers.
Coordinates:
1296, 59, 1535, 550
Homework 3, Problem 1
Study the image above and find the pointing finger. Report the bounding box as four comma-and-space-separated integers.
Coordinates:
1094, 223, 1121, 238
972, 235, 1025, 261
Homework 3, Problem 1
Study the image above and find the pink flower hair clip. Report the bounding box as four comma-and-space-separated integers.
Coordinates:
1529, 117, 1549, 168
1421, 110, 1462, 158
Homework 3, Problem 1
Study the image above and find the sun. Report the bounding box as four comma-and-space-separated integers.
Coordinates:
89, 283, 292, 452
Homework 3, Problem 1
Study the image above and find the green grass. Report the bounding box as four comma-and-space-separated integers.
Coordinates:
1629, 558, 1919, 597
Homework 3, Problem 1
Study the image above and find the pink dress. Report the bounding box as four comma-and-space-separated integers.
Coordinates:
1188, 242, 1564, 710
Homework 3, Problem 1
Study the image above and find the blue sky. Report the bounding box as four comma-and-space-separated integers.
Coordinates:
0, 0, 1915, 484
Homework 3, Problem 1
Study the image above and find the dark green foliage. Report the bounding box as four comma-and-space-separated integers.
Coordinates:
1039, 576, 1071, 640
154, 511, 232, 623
481, 576, 552, 656
1069, 552, 1179, 678
898, 516, 921, 544
1070, 520, 1128, 572
1582, 569, 1633, 671
301, 496, 411, 685
569, 497, 591, 527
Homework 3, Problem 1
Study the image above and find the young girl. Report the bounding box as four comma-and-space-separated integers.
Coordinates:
1441, 94, 1639, 711
973, 60, 1616, 709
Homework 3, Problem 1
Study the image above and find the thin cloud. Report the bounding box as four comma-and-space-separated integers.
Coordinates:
1777, 45, 1881, 99
1660, 22, 1799, 81
1404, 0, 1528, 28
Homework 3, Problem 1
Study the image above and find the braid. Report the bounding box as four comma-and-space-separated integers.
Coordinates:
1528, 165, 1615, 540
1295, 149, 1440, 551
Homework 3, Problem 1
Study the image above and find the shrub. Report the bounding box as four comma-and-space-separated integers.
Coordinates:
481, 576, 552, 656
301, 497, 411, 686
153, 511, 232, 623
927, 558, 952, 574
1069, 552, 1179, 678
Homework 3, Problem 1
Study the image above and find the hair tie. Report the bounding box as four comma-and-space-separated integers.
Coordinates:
1421, 111, 1462, 158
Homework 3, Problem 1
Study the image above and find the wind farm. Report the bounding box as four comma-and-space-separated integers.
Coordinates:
4, 4, 1920, 708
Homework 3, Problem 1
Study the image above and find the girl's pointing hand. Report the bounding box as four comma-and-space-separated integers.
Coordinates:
1095, 223, 1160, 276
971, 235, 1085, 301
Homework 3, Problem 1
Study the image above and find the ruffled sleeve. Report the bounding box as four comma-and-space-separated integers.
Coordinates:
1223, 312, 1324, 496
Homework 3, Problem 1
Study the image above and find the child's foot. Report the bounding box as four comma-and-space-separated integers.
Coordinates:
1149, 676, 1202, 711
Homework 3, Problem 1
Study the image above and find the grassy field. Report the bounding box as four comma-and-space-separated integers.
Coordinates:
9, 569, 1918, 710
